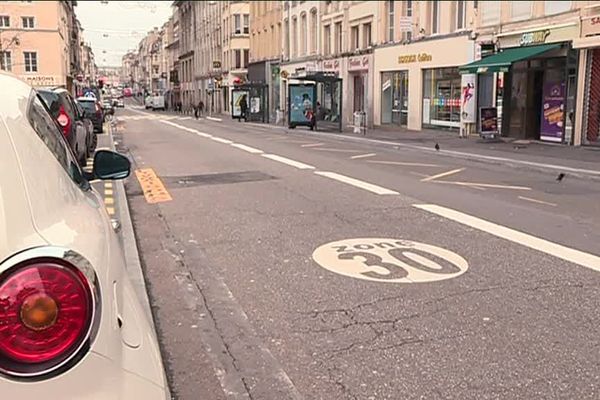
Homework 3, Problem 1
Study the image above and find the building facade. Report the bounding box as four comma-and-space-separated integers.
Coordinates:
195, 0, 223, 114
249, 0, 282, 121
0, 0, 83, 92
221, 1, 250, 114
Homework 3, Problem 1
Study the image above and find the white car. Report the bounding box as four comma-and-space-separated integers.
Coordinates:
0, 72, 168, 399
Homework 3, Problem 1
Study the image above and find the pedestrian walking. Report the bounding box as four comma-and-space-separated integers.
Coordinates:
198, 100, 204, 117
239, 95, 248, 122
194, 103, 199, 119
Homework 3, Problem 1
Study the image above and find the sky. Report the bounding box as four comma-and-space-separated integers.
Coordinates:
75, 0, 173, 67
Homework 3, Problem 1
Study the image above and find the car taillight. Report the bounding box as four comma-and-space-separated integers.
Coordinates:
0, 258, 94, 377
56, 105, 71, 138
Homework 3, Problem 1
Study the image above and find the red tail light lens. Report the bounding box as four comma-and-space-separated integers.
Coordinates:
0, 259, 94, 377
56, 105, 71, 138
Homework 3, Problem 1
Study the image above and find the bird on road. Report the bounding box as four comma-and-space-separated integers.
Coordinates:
556, 173, 565, 182
435, 143, 440, 151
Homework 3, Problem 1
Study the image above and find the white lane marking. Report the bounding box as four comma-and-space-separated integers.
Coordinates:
195, 131, 213, 138
350, 153, 377, 160
518, 196, 558, 207
231, 143, 264, 154
367, 160, 440, 167
261, 154, 315, 169
178, 117, 192, 120
421, 168, 465, 182
413, 204, 600, 273
301, 142, 324, 147
314, 171, 399, 195
314, 148, 362, 153
207, 116, 223, 122
434, 181, 531, 191
212, 137, 234, 144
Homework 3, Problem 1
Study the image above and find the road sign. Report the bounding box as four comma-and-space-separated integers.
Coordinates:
312, 238, 468, 283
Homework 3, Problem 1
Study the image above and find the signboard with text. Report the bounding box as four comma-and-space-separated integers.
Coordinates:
479, 107, 498, 138
540, 82, 565, 143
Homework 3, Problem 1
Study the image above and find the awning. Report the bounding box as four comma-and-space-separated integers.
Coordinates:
460, 44, 562, 74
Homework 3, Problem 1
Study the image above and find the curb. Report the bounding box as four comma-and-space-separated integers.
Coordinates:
107, 121, 172, 398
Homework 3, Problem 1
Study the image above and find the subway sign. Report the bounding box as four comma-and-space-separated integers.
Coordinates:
519, 30, 550, 46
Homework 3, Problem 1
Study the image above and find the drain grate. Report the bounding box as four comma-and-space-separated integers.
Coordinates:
161, 170, 277, 188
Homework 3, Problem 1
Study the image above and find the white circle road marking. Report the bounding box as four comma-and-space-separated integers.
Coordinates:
312, 238, 468, 283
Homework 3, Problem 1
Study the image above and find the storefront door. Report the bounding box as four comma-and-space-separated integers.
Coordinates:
353, 75, 365, 112
381, 71, 408, 126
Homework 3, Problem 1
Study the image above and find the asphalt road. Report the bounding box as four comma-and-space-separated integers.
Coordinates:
117, 104, 600, 400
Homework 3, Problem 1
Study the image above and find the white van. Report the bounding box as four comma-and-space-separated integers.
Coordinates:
151, 94, 165, 111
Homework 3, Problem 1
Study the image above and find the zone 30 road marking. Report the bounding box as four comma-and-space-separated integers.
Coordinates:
135, 168, 173, 204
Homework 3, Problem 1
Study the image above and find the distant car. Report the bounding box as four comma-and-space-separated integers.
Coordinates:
151, 95, 165, 111
77, 96, 104, 134
115, 98, 125, 108
38, 88, 90, 166
0, 72, 169, 399
123, 87, 132, 97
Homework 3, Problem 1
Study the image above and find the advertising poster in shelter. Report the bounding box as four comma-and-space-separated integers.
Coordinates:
540, 82, 565, 142
289, 84, 316, 125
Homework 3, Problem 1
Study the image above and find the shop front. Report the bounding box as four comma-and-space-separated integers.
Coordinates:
347, 54, 373, 126
374, 34, 475, 131
574, 8, 600, 146
462, 24, 579, 143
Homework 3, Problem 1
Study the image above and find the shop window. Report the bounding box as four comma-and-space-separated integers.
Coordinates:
481, 1, 500, 26
381, 71, 409, 126
351, 26, 359, 51
422, 68, 461, 129
544, 1, 571, 15
511, 1, 532, 21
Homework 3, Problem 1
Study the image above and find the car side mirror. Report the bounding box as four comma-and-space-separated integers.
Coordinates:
93, 150, 130, 180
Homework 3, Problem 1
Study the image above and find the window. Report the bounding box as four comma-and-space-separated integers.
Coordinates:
243, 14, 249, 34
403, 0, 412, 41
456, 0, 466, 30
324, 24, 331, 55
22, 16, 34, 28
351, 25, 359, 51
511, 1, 532, 21
292, 17, 297, 58
310, 9, 317, 54
481, 1, 501, 26
243, 49, 249, 67
28, 93, 84, 187
234, 49, 241, 69
0, 16, 9, 27
0, 51, 11, 71
544, 1, 571, 15
300, 13, 307, 55
431, 0, 440, 34
363, 23, 371, 48
284, 19, 290, 58
24, 51, 37, 72
234, 14, 241, 34
334, 21, 342, 54
387, 0, 394, 42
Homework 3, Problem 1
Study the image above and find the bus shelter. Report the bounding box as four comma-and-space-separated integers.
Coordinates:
290, 72, 343, 132
231, 83, 268, 122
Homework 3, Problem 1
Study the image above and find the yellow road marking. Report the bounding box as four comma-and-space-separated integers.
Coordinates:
104, 182, 113, 189
104, 197, 114, 205
421, 168, 465, 182
367, 160, 440, 167
518, 196, 557, 206
105, 189, 113, 196
134, 168, 173, 204
106, 207, 115, 215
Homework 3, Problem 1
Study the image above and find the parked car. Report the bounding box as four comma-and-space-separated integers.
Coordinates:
77, 96, 104, 134
38, 88, 91, 166
151, 94, 165, 111
0, 72, 169, 399
75, 102, 97, 156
